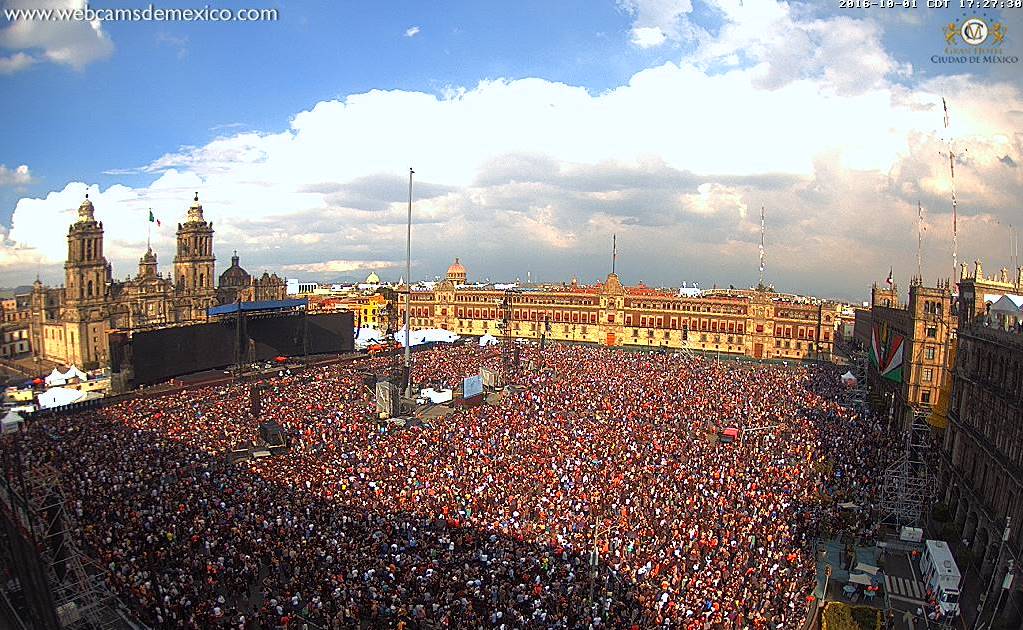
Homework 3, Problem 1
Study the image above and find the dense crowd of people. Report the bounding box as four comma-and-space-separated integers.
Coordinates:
3, 342, 891, 629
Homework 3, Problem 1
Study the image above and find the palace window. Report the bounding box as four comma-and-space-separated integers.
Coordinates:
926, 326, 937, 338
921, 391, 931, 404
923, 368, 933, 382
925, 347, 935, 360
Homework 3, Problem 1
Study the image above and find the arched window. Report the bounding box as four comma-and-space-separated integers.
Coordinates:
87, 280, 93, 297
199, 273, 204, 288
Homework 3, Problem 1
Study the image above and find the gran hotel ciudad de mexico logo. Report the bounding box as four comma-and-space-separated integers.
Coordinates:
934, 14, 1017, 64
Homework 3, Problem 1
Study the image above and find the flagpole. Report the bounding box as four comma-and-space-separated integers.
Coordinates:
917, 201, 923, 281
404, 167, 414, 398
147, 208, 152, 251
943, 97, 958, 282
611, 234, 616, 275
759, 206, 766, 289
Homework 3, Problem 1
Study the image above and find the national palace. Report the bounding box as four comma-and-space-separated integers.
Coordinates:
394, 259, 844, 361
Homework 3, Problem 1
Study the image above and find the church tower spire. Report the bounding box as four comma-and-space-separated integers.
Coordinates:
173, 192, 216, 295
173, 192, 217, 321
65, 193, 110, 304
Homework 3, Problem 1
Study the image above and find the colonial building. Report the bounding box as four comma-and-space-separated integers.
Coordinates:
27, 193, 286, 370
216, 251, 287, 304
939, 313, 1023, 629
859, 277, 956, 428
395, 259, 841, 361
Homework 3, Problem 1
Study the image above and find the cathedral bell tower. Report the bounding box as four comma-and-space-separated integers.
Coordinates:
65, 194, 111, 304
173, 192, 216, 296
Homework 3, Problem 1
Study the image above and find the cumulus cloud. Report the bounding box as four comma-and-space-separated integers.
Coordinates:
282, 260, 398, 274
404, 25, 420, 37
617, 0, 697, 48
3, 1, 1021, 298
0, 0, 114, 72
0, 51, 36, 74
0, 164, 32, 186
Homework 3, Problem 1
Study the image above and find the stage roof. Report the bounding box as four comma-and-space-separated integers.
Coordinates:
208, 298, 307, 317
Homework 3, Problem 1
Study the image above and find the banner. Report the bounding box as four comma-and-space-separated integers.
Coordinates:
869, 322, 904, 383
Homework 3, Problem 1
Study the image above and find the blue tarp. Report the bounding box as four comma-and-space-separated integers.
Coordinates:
207, 299, 307, 317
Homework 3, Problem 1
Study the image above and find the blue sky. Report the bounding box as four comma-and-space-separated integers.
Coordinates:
2, 0, 1021, 298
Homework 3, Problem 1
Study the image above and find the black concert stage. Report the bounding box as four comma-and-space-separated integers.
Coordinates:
110, 310, 354, 386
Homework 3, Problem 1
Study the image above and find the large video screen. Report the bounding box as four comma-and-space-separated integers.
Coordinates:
126, 311, 354, 385
131, 321, 238, 385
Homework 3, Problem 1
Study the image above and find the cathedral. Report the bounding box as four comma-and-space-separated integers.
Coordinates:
28, 192, 285, 369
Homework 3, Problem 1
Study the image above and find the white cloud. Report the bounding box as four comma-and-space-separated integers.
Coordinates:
405, 25, 420, 38
0, 0, 114, 72
617, 0, 696, 48
2, 2, 1020, 297
0, 164, 32, 186
282, 260, 398, 274
0, 51, 36, 74
630, 26, 667, 48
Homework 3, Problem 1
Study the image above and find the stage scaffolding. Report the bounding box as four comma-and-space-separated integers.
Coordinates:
845, 350, 870, 412
877, 406, 933, 527
0, 444, 129, 630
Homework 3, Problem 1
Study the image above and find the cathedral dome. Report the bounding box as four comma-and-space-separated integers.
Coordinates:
365, 271, 381, 284
219, 251, 250, 289
446, 258, 467, 283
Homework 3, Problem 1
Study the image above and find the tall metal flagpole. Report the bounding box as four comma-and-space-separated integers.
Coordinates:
759, 206, 765, 288
611, 234, 616, 275
943, 98, 958, 282
917, 201, 924, 281
404, 168, 414, 397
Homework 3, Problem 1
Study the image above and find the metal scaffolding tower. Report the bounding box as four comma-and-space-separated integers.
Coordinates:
845, 350, 870, 413
877, 406, 933, 527
1, 442, 131, 630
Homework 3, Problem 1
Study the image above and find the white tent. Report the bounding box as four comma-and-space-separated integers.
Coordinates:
990, 294, 1023, 316
354, 327, 385, 349
1, 410, 24, 434
395, 327, 459, 347
44, 365, 88, 387
479, 333, 499, 347
38, 387, 86, 409
840, 371, 857, 386
418, 388, 453, 404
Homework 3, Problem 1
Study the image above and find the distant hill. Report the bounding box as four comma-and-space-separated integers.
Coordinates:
0, 285, 34, 298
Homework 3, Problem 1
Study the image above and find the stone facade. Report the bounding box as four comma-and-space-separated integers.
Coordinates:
396, 260, 841, 361
940, 321, 1023, 630
216, 251, 287, 305
861, 277, 956, 428
27, 193, 286, 370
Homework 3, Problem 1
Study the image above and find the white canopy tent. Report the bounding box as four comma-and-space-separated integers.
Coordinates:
44, 365, 88, 387
840, 371, 857, 386
1, 410, 24, 434
990, 294, 1023, 327
354, 327, 385, 349
395, 327, 459, 347
418, 388, 454, 404
38, 387, 86, 409
479, 334, 499, 347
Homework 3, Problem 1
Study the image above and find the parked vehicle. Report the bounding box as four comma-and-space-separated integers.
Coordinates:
919, 539, 962, 617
